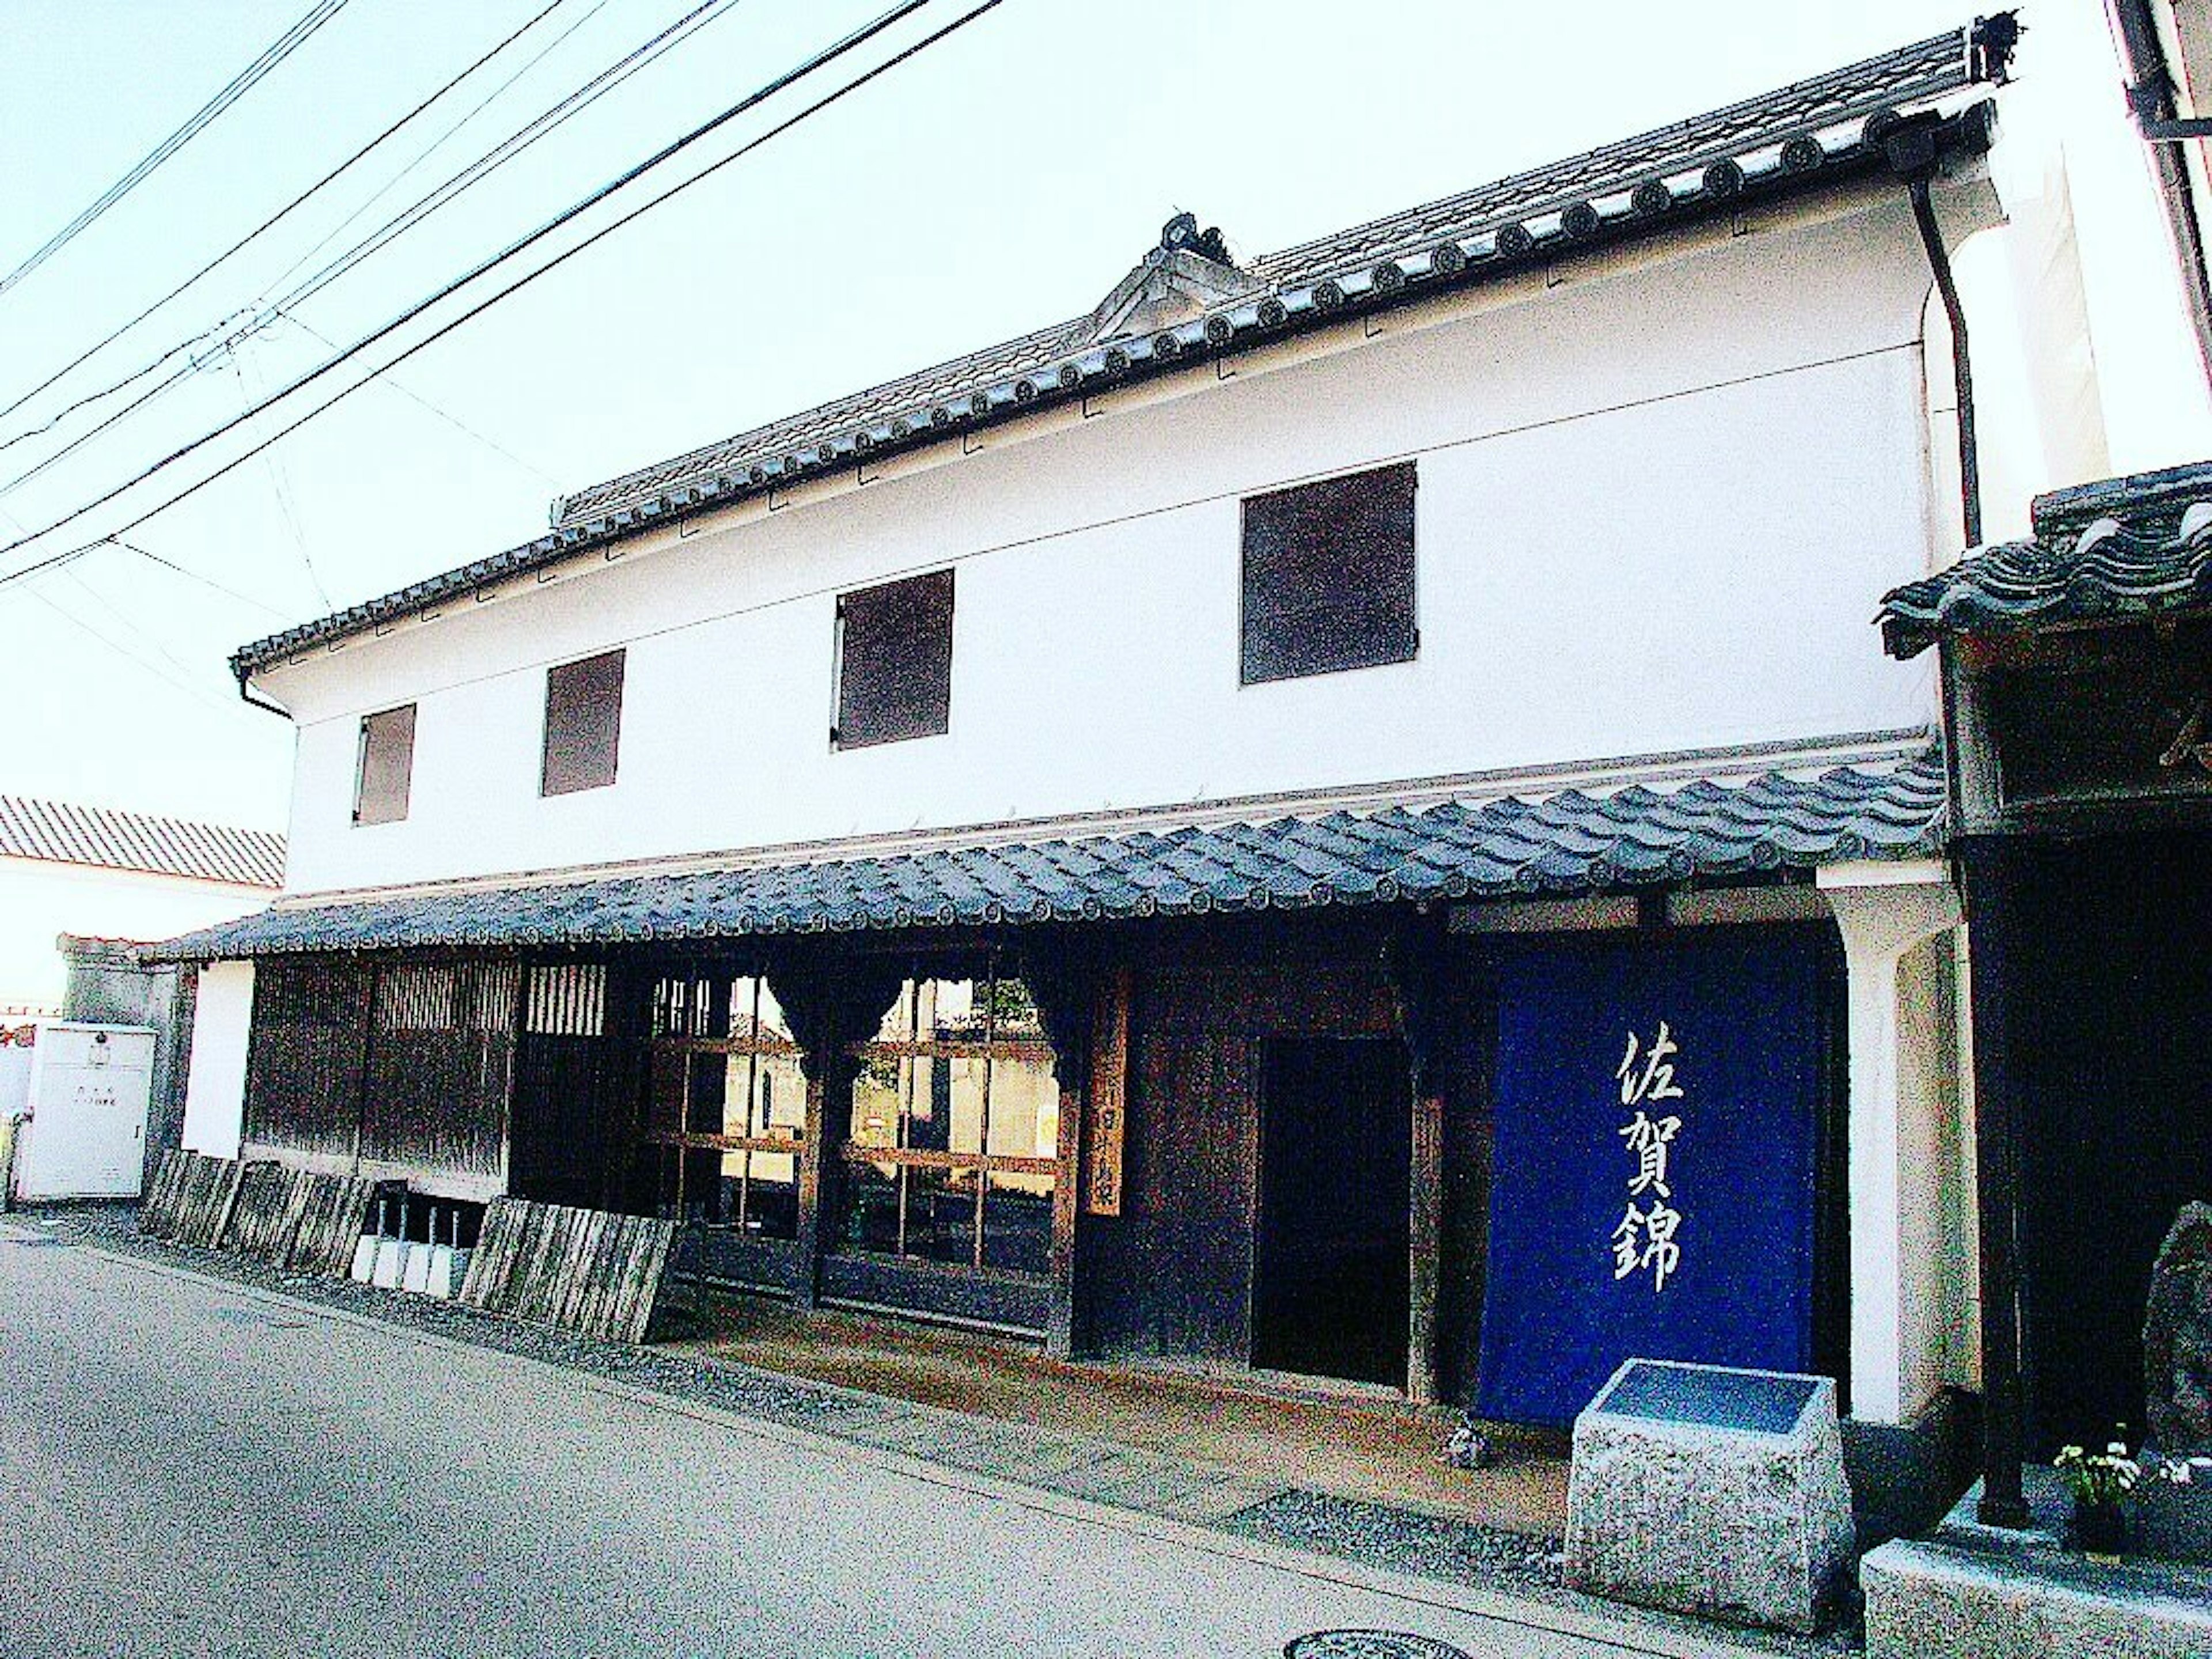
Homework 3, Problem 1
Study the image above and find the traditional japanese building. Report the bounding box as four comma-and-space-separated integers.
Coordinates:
1880, 458, 2212, 1521
162, 22, 2017, 1486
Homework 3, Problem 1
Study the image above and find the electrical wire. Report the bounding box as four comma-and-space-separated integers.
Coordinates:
0, 0, 984, 575
20, 584, 236, 713
107, 536, 291, 619
0, 0, 353, 301
266, 0, 738, 319
0, 0, 733, 502
282, 315, 559, 486
0, 0, 572, 438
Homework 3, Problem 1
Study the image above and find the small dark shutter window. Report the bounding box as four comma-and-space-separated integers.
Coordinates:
353, 704, 415, 825
541, 648, 624, 796
1240, 461, 1418, 683
834, 570, 954, 749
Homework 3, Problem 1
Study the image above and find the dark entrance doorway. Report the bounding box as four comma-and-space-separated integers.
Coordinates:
1253, 1037, 1411, 1386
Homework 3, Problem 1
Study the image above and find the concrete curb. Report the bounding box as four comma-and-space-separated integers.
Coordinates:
63, 1232, 1793, 1659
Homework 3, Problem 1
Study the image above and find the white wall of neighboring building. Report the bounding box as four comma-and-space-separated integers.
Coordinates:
180, 959, 253, 1161
0, 858, 272, 1016
256, 177, 1983, 899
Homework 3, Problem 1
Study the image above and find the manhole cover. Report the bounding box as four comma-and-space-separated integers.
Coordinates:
1284, 1634, 1473, 1659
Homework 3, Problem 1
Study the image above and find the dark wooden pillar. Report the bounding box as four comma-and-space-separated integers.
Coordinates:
598, 960, 656, 1214
772, 958, 906, 1313
1956, 834, 2032, 1529
1021, 937, 1099, 1361
1388, 913, 1452, 1407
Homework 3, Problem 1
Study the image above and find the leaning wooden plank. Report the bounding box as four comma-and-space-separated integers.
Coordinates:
262, 1168, 317, 1266
583, 1214, 636, 1343
323, 1177, 379, 1277
155, 1148, 193, 1236
299, 1175, 370, 1277
202, 1159, 253, 1251
505, 1201, 550, 1324
573, 1212, 629, 1341
596, 1215, 646, 1344
514, 1203, 559, 1324
612, 1218, 675, 1345
222, 1162, 281, 1256
174, 1156, 226, 1248
456, 1196, 517, 1309
139, 1149, 186, 1238
528, 1205, 584, 1327
163, 1154, 210, 1244
507, 1201, 558, 1322
553, 1207, 607, 1334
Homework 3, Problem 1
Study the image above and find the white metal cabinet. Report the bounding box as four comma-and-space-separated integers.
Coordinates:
12, 1024, 156, 1201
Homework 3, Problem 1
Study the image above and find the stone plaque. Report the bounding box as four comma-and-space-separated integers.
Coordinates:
1565, 1358, 1854, 1635
1602, 1361, 1820, 1434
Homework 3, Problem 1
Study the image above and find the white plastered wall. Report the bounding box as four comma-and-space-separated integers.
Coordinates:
0, 858, 274, 1015
1821, 859, 1976, 1425
255, 179, 1983, 899
180, 960, 253, 1160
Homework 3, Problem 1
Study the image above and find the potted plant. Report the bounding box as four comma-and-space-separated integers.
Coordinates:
2054, 1433, 2141, 1558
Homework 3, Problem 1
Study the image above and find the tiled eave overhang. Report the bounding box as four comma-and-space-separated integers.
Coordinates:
1880, 459, 2212, 658
152, 749, 1945, 961
230, 21, 2003, 680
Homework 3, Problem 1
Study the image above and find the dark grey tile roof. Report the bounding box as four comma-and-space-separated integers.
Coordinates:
1880, 460, 2212, 658
232, 21, 2002, 680
0, 796, 284, 888
153, 751, 1944, 960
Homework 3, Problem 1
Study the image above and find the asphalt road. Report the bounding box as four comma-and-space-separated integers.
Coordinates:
0, 1228, 1705, 1659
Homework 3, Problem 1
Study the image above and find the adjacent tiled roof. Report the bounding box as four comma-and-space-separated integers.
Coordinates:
1880, 460, 2212, 657
153, 751, 1943, 960
232, 21, 2005, 679
0, 796, 284, 888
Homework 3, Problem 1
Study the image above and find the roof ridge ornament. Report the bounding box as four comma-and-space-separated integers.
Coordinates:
1158, 210, 1234, 265
1074, 211, 1262, 346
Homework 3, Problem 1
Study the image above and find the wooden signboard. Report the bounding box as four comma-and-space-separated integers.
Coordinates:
1084, 969, 1130, 1216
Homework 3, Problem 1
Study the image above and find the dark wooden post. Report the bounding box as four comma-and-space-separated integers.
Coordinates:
595, 960, 654, 1214
1956, 834, 2032, 1528
774, 958, 906, 1313
1021, 937, 1098, 1361
1388, 913, 1452, 1407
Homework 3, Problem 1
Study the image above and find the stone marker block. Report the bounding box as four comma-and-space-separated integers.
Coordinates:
2145, 1201, 2212, 1457
1863, 1536, 2212, 1659
1564, 1358, 1855, 1634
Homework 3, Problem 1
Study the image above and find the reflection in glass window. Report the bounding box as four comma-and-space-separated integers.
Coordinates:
836, 955, 1059, 1277
641, 974, 806, 1240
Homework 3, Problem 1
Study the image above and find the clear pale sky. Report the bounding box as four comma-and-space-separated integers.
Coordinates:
2, 0, 2205, 833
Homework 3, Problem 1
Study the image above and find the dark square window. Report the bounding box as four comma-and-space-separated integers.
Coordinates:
541, 649, 624, 796
1241, 461, 1418, 683
834, 570, 953, 749
353, 704, 415, 825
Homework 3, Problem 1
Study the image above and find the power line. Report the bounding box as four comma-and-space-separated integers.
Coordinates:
21, 584, 235, 713
257, 0, 624, 306
0, 0, 976, 574
0, 0, 734, 503
230, 351, 335, 612
0, 0, 354, 301
264, 0, 741, 321
0, 0, 571, 439
282, 315, 560, 486
107, 536, 292, 619
0, 0, 1010, 603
